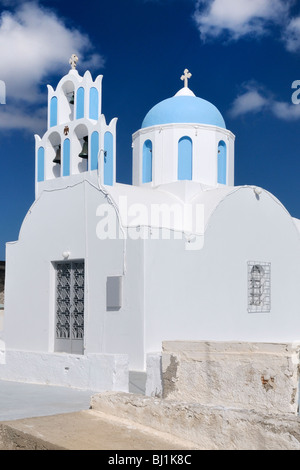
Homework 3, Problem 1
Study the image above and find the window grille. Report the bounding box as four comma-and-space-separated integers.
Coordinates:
248, 261, 271, 313
55, 261, 84, 353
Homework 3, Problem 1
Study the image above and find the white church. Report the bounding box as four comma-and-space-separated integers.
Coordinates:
1, 57, 300, 393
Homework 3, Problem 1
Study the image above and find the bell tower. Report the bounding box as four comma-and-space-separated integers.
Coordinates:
34, 55, 118, 198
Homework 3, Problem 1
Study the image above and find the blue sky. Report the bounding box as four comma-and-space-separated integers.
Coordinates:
0, 0, 300, 260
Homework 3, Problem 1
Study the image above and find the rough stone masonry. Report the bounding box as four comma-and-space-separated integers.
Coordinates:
161, 341, 300, 415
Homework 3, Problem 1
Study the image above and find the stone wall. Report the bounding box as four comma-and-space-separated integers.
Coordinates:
161, 341, 300, 415
91, 392, 300, 450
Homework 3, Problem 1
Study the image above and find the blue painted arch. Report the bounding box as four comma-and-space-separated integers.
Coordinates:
89, 87, 99, 120
104, 132, 113, 186
91, 131, 99, 171
37, 147, 45, 182
178, 136, 192, 181
63, 139, 70, 177
76, 87, 85, 119
142, 140, 153, 183
50, 97, 58, 127
217, 140, 227, 184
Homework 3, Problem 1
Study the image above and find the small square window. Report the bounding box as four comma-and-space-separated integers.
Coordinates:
106, 276, 122, 311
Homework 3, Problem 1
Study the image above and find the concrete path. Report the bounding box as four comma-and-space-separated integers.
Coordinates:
0, 379, 96, 421
0, 380, 198, 450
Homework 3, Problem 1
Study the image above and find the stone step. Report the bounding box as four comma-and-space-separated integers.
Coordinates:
0, 409, 199, 450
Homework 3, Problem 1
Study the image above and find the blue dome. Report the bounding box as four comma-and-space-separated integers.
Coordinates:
142, 95, 226, 129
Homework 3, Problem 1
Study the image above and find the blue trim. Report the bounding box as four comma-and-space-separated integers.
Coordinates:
63, 139, 70, 177
50, 97, 58, 127
91, 131, 99, 171
89, 87, 99, 120
142, 140, 153, 183
178, 136, 192, 181
104, 131, 113, 186
142, 96, 226, 129
76, 87, 84, 119
37, 147, 45, 182
217, 140, 227, 184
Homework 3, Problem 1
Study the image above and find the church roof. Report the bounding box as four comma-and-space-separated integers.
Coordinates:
141, 88, 226, 129
107, 181, 234, 236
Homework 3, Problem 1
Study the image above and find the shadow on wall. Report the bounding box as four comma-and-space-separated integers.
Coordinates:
0, 261, 5, 307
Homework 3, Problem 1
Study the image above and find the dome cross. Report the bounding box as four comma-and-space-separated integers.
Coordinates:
181, 69, 192, 88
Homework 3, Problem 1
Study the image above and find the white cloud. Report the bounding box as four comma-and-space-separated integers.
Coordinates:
0, 2, 104, 131
230, 88, 268, 117
271, 101, 300, 120
229, 82, 300, 121
0, 104, 47, 133
283, 16, 300, 52
194, 0, 292, 41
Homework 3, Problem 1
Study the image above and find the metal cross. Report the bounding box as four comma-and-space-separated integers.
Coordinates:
69, 54, 79, 70
181, 69, 192, 88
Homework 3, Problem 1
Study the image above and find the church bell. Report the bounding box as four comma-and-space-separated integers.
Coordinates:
79, 136, 88, 159
53, 145, 61, 164
69, 92, 74, 105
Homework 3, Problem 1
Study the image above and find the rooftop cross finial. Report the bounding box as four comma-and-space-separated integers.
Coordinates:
181, 69, 192, 88
69, 54, 79, 70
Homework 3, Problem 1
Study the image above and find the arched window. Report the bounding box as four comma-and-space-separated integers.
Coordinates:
63, 139, 70, 177
50, 97, 58, 127
48, 132, 61, 179
217, 141, 227, 184
142, 140, 153, 183
91, 131, 99, 171
74, 124, 89, 174
60, 81, 75, 124
178, 136, 192, 180
104, 131, 113, 186
89, 87, 99, 120
76, 87, 85, 119
37, 147, 45, 182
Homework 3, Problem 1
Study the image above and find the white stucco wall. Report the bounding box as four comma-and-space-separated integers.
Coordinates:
3, 177, 300, 378
143, 187, 300, 353
293, 217, 300, 234
0, 351, 128, 391
0, 311, 3, 332
4, 174, 145, 371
